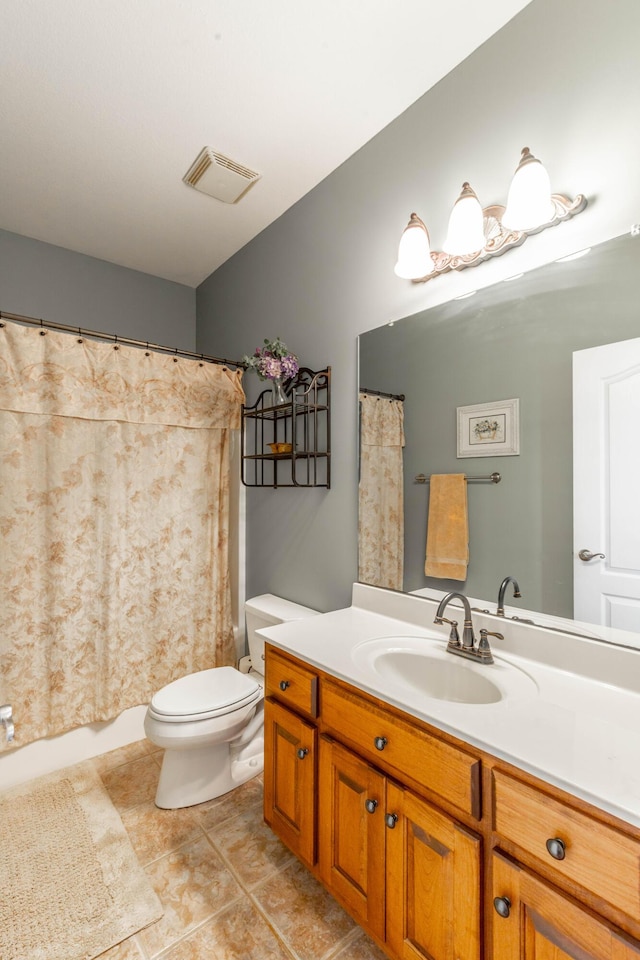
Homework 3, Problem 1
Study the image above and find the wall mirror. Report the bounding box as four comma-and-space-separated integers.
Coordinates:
357, 229, 640, 643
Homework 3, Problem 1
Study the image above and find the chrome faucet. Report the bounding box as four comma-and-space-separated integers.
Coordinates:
434, 592, 501, 664
496, 576, 521, 616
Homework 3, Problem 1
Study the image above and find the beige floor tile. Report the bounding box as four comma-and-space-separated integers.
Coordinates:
253, 859, 356, 960
139, 835, 243, 957
92, 740, 151, 777
204, 804, 295, 888
329, 930, 389, 960
101, 754, 160, 812
120, 800, 202, 865
192, 776, 264, 830
95, 933, 146, 959
161, 897, 295, 960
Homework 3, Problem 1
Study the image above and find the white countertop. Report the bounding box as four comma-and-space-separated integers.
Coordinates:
259, 584, 640, 829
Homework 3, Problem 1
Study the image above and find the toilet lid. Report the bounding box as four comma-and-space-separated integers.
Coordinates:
150, 666, 260, 719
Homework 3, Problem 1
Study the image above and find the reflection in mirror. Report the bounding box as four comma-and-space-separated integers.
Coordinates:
358, 230, 640, 641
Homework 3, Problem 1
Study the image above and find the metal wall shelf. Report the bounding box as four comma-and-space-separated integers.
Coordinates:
241, 367, 331, 488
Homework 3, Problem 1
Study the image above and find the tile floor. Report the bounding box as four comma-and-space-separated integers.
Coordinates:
94, 740, 387, 960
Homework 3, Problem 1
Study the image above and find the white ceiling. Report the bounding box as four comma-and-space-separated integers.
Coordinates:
0, 1, 531, 287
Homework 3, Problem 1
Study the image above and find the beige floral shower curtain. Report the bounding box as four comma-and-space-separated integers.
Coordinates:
0, 321, 245, 750
358, 393, 405, 591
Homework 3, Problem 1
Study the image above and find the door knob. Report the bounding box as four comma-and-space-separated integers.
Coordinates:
578, 549, 605, 562
365, 798, 378, 814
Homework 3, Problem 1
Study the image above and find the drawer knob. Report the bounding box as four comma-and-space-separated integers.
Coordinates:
384, 812, 398, 829
365, 798, 378, 814
546, 837, 566, 861
493, 896, 511, 919
296, 747, 309, 760
279, 680, 290, 691
374, 736, 388, 751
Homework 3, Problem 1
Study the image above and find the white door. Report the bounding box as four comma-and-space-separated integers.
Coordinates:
573, 338, 640, 629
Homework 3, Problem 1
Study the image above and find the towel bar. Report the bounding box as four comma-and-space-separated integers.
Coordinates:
414, 472, 501, 484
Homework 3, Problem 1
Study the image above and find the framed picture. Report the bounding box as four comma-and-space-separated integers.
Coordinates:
457, 398, 520, 458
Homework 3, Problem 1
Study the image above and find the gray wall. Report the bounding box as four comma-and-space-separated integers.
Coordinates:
1, 229, 196, 348
196, 0, 640, 613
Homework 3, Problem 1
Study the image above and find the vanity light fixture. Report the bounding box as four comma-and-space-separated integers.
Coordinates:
395, 146, 587, 283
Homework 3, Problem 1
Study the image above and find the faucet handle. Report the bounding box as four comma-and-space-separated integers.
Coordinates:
477, 628, 503, 664
435, 616, 461, 648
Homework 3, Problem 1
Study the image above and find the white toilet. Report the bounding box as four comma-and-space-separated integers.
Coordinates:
144, 594, 318, 809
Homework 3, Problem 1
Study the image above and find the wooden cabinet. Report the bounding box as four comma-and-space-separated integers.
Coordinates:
385, 781, 481, 960
318, 734, 481, 957
264, 644, 640, 960
263, 697, 316, 866
491, 852, 640, 959
319, 736, 386, 941
493, 769, 640, 931
322, 678, 481, 820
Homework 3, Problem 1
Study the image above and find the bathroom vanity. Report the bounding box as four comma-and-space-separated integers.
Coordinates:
261, 584, 640, 960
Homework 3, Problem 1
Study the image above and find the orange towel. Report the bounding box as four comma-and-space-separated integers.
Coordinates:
425, 474, 469, 580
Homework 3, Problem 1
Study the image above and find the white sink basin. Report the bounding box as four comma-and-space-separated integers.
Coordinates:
352, 636, 537, 705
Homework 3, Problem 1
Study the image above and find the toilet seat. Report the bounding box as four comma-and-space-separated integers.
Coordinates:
149, 666, 261, 723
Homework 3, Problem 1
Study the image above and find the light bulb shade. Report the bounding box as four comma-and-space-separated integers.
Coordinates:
502, 147, 555, 231
394, 213, 434, 279
443, 182, 486, 255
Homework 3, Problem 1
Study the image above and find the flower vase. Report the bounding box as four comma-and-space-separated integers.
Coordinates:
271, 377, 288, 406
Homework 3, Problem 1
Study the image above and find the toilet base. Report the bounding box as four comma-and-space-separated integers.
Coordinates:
154, 738, 264, 809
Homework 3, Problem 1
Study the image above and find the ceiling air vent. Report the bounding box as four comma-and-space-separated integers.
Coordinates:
182, 147, 261, 204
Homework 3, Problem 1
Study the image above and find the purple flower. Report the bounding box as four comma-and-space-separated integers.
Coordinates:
242, 337, 299, 382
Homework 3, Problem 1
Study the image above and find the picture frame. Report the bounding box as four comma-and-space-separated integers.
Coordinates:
457, 398, 520, 458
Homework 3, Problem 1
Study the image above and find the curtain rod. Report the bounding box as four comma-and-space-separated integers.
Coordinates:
360, 387, 406, 402
0, 310, 247, 370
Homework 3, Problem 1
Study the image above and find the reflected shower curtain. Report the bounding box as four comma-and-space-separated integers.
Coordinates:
358, 393, 405, 591
0, 321, 245, 749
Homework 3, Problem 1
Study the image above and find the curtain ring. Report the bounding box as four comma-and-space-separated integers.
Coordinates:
40, 318, 46, 336
114, 334, 119, 351
199, 353, 204, 367
77, 326, 83, 343
173, 347, 179, 362
145, 342, 150, 356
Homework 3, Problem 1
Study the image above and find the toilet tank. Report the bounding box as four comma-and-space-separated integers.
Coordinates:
244, 594, 319, 677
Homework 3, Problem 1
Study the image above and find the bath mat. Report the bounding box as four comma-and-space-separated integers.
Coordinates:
0, 759, 163, 960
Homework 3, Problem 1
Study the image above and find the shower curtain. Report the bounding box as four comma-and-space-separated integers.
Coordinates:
358, 393, 405, 591
0, 321, 245, 750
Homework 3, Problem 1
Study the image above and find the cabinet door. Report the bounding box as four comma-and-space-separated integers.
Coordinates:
263, 697, 317, 867
318, 736, 386, 942
385, 781, 481, 960
492, 852, 640, 960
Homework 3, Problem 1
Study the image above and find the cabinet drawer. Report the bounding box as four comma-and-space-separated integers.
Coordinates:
322, 678, 481, 818
265, 647, 318, 718
493, 769, 640, 924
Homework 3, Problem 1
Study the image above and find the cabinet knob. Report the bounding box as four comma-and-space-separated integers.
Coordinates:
546, 837, 566, 860
296, 748, 309, 760
365, 798, 378, 814
279, 680, 290, 691
384, 812, 398, 829
493, 896, 511, 918
374, 736, 388, 751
